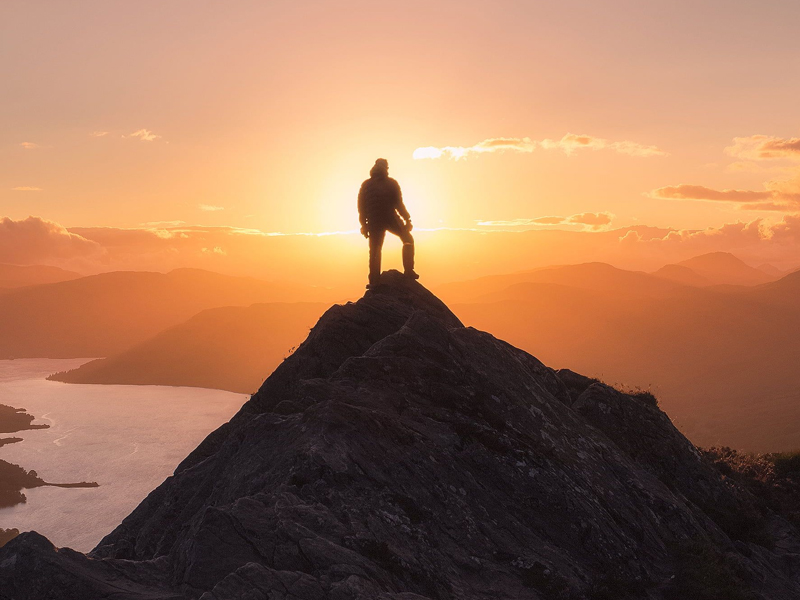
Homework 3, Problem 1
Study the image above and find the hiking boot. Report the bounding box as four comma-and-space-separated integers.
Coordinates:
404, 270, 420, 280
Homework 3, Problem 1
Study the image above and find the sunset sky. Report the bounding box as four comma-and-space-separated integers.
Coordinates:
2, 0, 800, 280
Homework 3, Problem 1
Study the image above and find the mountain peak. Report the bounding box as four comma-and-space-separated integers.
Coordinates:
672, 252, 774, 286
237, 269, 462, 417
677, 251, 747, 267
363, 270, 463, 327
3, 272, 800, 599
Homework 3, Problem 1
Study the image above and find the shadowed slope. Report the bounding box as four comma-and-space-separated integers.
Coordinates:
48, 303, 328, 393
2, 271, 799, 599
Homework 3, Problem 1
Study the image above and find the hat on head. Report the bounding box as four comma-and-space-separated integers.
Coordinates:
370, 158, 389, 177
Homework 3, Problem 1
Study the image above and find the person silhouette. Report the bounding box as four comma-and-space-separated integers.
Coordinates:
358, 158, 418, 288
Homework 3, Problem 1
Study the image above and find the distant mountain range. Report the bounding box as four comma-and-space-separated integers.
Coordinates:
655, 251, 777, 286
437, 252, 784, 303
7, 253, 797, 451
0, 263, 80, 291
0, 268, 345, 358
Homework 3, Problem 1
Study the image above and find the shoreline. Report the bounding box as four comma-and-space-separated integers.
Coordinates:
0, 403, 99, 510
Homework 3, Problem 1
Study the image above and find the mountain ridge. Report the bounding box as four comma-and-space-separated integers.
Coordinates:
0, 263, 81, 290
672, 251, 775, 286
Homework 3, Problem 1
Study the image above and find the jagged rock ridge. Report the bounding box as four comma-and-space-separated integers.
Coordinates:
2, 270, 799, 599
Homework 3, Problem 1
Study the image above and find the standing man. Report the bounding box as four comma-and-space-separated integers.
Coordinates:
358, 158, 418, 288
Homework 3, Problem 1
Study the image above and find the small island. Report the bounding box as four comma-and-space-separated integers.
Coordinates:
0, 403, 51, 433
0, 459, 99, 509
0, 404, 49, 447
0, 404, 98, 510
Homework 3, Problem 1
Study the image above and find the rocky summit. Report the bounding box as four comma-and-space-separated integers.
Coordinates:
2, 270, 800, 599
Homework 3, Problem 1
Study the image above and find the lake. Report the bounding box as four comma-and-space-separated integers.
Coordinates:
0, 359, 246, 552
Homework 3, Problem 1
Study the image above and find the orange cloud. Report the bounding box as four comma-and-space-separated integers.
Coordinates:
413, 137, 535, 160
414, 134, 666, 160
199, 204, 224, 212
20, 142, 39, 150
726, 135, 800, 161
567, 212, 614, 228
531, 216, 568, 225
770, 213, 800, 242
11, 186, 43, 192
540, 134, 667, 157
650, 184, 773, 203
477, 212, 613, 230
0, 216, 102, 265
651, 172, 800, 212
128, 129, 161, 142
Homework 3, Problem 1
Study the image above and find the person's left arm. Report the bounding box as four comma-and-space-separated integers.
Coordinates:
393, 180, 412, 229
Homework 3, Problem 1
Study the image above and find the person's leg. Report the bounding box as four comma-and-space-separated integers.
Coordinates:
388, 222, 418, 278
401, 233, 417, 278
368, 228, 386, 286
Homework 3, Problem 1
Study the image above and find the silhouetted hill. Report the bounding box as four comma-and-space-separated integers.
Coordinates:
757, 263, 785, 278
437, 262, 683, 303
747, 269, 800, 307
50, 302, 327, 393
652, 263, 712, 286
2, 272, 799, 599
673, 251, 775, 286
0, 264, 81, 290
0, 268, 344, 359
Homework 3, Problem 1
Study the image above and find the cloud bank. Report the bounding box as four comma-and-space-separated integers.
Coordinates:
3, 212, 799, 286
725, 135, 800, 161
413, 137, 536, 160
651, 175, 800, 212
477, 211, 614, 231
414, 134, 667, 160
650, 185, 774, 203
0, 216, 102, 265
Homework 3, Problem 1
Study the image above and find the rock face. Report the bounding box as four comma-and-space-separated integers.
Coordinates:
2, 270, 800, 599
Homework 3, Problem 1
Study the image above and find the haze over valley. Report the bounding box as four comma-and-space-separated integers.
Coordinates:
1, 250, 796, 452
